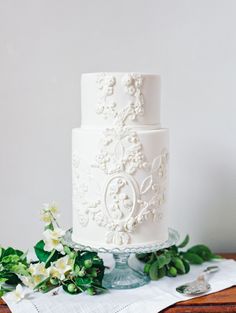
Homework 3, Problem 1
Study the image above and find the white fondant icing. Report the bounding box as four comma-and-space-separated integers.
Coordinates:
81, 73, 161, 129
72, 72, 169, 249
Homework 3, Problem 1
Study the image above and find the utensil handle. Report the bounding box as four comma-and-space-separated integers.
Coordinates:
197, 266, 219, 282
203, 266, 219, 274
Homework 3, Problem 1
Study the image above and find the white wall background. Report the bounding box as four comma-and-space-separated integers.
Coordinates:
0, 0, 235, 252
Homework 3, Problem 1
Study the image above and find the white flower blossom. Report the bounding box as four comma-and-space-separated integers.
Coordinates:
21, 274, 45, 289
20, 275, 35, 289
43, 202, 59, 215
7, 284, 25, 303
29, 262, 49, 277
20, 263, 50, 289
43, 227, 65, 252
40, 211, 53, 225
50, 255, 72, 280
41, 202, 59, 225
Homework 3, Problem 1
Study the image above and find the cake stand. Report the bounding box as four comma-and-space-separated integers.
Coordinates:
63, 228, 179, 290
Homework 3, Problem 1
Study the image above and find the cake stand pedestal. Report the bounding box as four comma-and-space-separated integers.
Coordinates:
63, 228, 179, 290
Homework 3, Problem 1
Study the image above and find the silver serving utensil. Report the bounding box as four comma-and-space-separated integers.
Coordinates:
176, 266, 219, 295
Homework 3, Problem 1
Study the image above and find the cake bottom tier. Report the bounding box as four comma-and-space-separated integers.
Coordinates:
72, 127, 169, 249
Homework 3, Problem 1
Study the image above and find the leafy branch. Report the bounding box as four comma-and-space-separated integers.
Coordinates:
136, 235, 221, 280
0, 203, 106, 298
0, 246, 29, 296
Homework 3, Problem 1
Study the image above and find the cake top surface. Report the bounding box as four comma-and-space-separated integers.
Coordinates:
82, 72, 160, 76
81, 72, 161, 129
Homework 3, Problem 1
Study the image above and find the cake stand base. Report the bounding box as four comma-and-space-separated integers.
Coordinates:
103, 253, 149, 289
62, 228, 179, 290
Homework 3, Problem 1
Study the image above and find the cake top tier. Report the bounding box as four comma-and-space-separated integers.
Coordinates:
81, 72, 161, 129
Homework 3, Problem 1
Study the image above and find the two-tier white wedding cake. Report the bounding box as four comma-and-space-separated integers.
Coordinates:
72, 72, 169, 249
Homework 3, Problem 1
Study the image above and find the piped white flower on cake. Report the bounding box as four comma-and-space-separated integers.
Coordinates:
105, 230, 130, 245
96, 73, 117, 119
72, 73, 169, 246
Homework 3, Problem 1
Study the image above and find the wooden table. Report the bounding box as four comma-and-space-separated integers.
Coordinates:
1, 254, 235, 313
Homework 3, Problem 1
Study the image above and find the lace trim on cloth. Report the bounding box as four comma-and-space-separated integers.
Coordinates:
30, 300, 40, 313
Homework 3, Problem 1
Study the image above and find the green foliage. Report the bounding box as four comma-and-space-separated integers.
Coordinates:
2, 200, 222, 298
187, 245, 214, 261
149, 261, 159, 280
177, 234, 190, 248
32, 247, 106, 296
172, 257, 186, 274
73, 251, 105, 295
0, 245, 29, 296
0, 204, 106, 298
57, 250, 106, 296
136, 235, 220, 281
182, 252, 204, 264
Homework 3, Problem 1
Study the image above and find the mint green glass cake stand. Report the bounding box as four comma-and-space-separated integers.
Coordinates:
63, 228, 179, 290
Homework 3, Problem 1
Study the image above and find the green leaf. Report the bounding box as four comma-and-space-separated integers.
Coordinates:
178, 235, 190, 248
75, 277, 92, 287
0, 272, 21, 285
10, 263, 29, 276
156, 254, 171, 269
169, 245, 178, 254
2, 255, 20, 264
210, 253, 222, 259
75, 252, 97, 267
136, 253, 152, 263
149, 261, 159, 280
44, 223, 54, 231
63, 246, 71, 255
183, 252, 204, 264
172, 257, 186, 274
163, 251, 172, 264
182, 259, 190, 273
15, 250, 24, 257
158, 266, 166, 278
34, 240, 51, 263
91, 283, 107, 293
187, 245, 212, 261
0, 247, 4, 260
144, 263, 151, 274
34, 240, 62, 265
0, 285, 15, 293
19, 251, 28, 263
3, 247, 16, 257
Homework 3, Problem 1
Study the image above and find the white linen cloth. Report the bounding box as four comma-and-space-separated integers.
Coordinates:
4, 255, 236, 313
